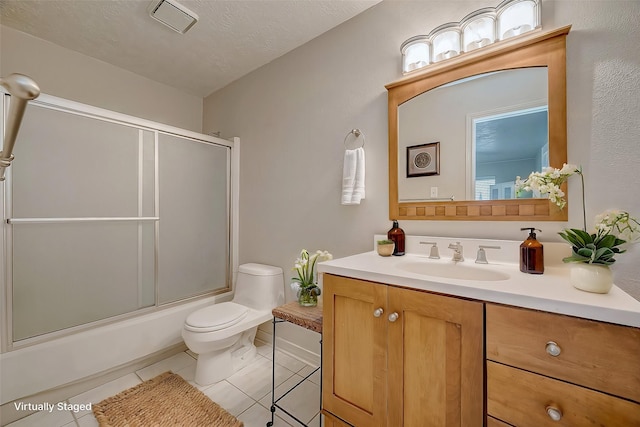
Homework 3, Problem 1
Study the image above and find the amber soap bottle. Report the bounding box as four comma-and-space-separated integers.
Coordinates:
520, 227, 544, 274
387, 220, 405, 256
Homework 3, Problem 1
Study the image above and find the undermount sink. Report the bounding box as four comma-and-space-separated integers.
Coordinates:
397, 261, 511, 282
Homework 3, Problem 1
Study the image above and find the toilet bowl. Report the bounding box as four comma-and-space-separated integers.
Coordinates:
182, 263, 284, 385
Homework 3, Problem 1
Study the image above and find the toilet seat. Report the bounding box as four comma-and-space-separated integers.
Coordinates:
184, 302, 249, 333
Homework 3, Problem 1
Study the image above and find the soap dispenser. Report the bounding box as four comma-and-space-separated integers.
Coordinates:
388, 220, 405, 256
520, 227, 544, 274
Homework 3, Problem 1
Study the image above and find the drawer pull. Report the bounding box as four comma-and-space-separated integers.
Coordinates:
546, 405, 563, 421
388, 312, 399, 322
373, 308, 384, 318
545, 341, 562, 357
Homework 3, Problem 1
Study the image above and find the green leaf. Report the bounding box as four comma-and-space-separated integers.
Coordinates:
614, 237, 627, 246
571, 229, 593, 246
565, 248, 591, 260
559, 228, 595, 247
558, 231, 571, 244
594, 247, 614, 260
595, 234, 616, 248
576, 248, 594, 258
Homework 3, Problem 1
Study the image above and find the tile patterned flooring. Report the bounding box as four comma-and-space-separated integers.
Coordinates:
7, 341, 321, 427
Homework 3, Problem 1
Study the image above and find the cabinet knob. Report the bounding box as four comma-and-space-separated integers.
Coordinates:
545, 341, 562, 357
373, 308, 384, 318
546, 405, 563, 421
388, 312, 399, 322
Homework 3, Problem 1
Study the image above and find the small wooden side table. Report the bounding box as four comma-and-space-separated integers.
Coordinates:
267, 301, 323, 427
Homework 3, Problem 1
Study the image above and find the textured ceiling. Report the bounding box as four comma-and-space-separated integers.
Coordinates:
0, 0, 380, 97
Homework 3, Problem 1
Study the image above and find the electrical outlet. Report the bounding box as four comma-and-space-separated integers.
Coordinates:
430, 187, 438, 198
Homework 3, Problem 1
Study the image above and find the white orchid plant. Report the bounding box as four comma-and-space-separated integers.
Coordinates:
560, 210, 640, 265
516, 164, 639, 265
516, 163, 586, 229
290, 249, 333, 296
515, 163, 583, 210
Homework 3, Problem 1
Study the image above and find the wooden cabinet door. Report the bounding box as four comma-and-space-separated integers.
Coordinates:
322, 410, 354, 427
387, 286, 484, 427
322, 274, 387, 427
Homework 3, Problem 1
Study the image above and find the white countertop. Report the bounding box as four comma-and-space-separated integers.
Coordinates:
317, 236, 640, 328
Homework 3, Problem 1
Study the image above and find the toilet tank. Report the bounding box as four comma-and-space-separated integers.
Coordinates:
233, 263, 284, 311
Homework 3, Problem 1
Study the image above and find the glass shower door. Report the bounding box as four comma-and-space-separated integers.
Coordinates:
4, 96, 232, 343
157, 133, 230, 304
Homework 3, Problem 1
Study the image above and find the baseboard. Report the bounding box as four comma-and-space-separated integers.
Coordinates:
0, 343, 187, 426
256, 328, 321, 367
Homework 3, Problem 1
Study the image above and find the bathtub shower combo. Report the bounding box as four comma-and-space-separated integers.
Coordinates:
0, 74, 242, 404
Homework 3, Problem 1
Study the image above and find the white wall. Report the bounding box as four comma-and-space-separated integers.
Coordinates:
203, 0, 640, 337
0, 25, 202, 131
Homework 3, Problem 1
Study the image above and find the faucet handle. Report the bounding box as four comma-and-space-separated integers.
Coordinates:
475, 245, 501, 264
420, 241, 440, 259
447, 242, 464, 262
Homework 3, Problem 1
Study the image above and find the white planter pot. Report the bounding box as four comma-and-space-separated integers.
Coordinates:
377, 243, 395, 257
570, 263, 614, 294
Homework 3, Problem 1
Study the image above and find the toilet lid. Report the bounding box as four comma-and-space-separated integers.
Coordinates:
184, 302, 249, 332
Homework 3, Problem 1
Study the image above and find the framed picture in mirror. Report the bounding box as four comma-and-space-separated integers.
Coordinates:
407, 142, 440, 177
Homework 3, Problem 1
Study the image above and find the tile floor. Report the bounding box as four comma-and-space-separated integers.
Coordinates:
7, 341, 321, 427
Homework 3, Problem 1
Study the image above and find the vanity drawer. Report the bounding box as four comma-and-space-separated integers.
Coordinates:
487, 361, 640, 426
486, 304, 640, 402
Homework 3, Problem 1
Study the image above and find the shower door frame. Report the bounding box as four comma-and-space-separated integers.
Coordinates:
0, 93, 239, 352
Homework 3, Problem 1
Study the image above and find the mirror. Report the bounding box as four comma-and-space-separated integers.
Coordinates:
387, 25, 570, 221
399, 68, 548, 202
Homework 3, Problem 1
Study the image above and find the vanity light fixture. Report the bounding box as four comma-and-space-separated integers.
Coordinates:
399, 0, 541, 74
430, 23, 462, 63
497, 0, 540, 40
401, 36, 431, 73
461, 8, 496, 52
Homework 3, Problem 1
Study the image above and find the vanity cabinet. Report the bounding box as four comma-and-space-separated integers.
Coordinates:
322, 410, 353, 427
486, 304, 640, 426
321, 274, 484, 427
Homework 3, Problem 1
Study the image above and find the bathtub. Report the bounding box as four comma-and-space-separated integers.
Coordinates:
0, 294, 226, 405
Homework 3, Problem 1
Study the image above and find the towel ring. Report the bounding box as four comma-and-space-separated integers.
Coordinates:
344, 129, 365, 149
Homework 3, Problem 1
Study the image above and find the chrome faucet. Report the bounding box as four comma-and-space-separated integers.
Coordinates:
448, 242, 464, 262
420, 241, 440, 259
475, 245, 501, 264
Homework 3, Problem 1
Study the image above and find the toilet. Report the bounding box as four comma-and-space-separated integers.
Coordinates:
182, 263, 284, 385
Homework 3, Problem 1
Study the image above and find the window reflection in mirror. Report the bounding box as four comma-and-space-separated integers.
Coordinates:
471, 102, 548, 200
397, 67, 547, 203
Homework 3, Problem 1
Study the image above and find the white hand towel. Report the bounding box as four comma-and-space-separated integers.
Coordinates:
341, 149, 357, 205
351, 147, 365, 204
341, 147, 365, 205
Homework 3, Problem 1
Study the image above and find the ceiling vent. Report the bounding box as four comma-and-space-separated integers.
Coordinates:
148, 0, 198, 34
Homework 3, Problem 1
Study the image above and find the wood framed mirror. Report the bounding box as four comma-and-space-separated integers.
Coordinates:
387, 25, 570, 221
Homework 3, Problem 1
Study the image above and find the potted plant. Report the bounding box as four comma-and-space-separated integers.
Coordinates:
558, 211, 639, 293
377, 239, 395, 257
291, 249, 332, 307
517, 165, 639, 293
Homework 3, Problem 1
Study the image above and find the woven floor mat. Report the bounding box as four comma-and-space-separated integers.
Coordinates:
93, 372, 243, 427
